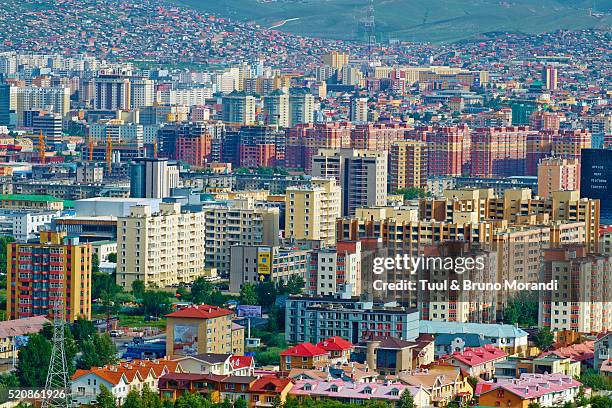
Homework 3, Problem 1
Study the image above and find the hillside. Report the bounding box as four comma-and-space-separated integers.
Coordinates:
175, 0, 612, 42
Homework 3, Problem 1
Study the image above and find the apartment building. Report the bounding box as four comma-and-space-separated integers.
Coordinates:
203, 199, 279, 276
285, 178, 341, 247
285, 295, 419, 344
539, 245, 612, 333
537, 157, 580, 199
116, 203, 207, 288
229, 245, 310, 292
308, 241, 362, 297
388, 140, 428, 192
312, 148, 387, 216
165, 305, 239, 357
7, 231, 92, 321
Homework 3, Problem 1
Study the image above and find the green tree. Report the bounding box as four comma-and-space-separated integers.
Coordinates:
142, 290, 171, 317
0, 236, 15, 274
527, 403, 541, 408
140, 384, 162, 408
284, 275, 305, 295
107, 253, 117, 263
234, 398, 248, 408
533, 327, 554, 351
503, 292, 539, 327
92, 253, 100, 273
467, 376, 479, 391
267, 306, 285, 332
77, 333, 118, 370
255, 281, 277, 309
272, 395, 282, 408
72, 317, 96, 342
175, 392, 211, 408
190, 277, 214, 304
131, 280, 145, 300
16, 334, 51, 387
40, 323, 77, 374
239, 283, 258, 305
579, 369, 612, 390
589, 396, 612, 408
397, 187, 427, 200
122, 390, 143, 408
96, 384, 117, 408
0, 372, 19, 387
397, 389, 416, 408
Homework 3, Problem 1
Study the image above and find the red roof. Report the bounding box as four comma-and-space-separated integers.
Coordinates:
317, 336, 354, 352
166, 304, 233, 319
281, 342, 328, 357
229, 355, 254, 370
445, 345, 508, 367
250, 375, 293, 393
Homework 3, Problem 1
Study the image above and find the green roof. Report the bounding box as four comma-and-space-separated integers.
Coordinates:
0, 194, 63, 203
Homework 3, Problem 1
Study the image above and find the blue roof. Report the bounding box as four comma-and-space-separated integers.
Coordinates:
434, 333, 486, 347
419, 320, 528, 339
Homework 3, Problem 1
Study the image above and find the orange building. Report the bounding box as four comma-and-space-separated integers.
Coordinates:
176, 133, 212, 167
249, 376, 293, 408
280, 343, 329, 371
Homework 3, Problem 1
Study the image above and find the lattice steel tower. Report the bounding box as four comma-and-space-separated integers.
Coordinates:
42, 298, 71, 408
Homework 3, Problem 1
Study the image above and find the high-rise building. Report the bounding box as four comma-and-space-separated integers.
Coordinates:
129, 157, 179, 199
321, 51, 349, 70
470, 127, 533, 177
349, 96, 368, 123
551, 129, 591, 161
116, 203, 207, 288
288, 88, 314, 127
539, 245, 611, 333
175, 122, 212, 167
203, 199, 280, 275
6, 231, 92, 321
408, 125, 469, 177
580, 148, 612, 224
285, 178, 341, 247
93, 75, 131, 110
263, 90, 289, 128
0, 83, 11, 127
312, 148, 388, 216
308, 241, 362, 297
229, 245, 310, 292
32, 112, 63, 143
130, 78, 155, 108
14, 87, 70, 126
389, 140, 428, 193
541, 65, 558, 90
90, 120, 144, 146
222, 91, 256, 125
537, 157, 580, 199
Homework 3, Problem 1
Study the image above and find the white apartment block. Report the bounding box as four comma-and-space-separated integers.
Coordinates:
116, 203, 207, 288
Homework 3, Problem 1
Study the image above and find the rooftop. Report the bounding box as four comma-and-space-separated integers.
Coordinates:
0, 194, 62, 202
166, 304, 233, 319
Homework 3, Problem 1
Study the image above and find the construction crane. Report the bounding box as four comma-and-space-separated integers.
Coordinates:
38, 130, 45, 164
105, 134, 113, 174
87, 135, 94, 161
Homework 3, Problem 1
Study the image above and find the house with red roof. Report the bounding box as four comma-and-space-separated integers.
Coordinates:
165, 304, 242, 357
442, 344, 508, 380
174, 353, 254, 376
316, 336, 354, 364
71, 357, 182, 405
248, 375, 293, 408
281, 342, 329, 371
476, 373, 582, 408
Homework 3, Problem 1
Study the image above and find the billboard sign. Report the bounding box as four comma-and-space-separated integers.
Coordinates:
236, 305, 262, 318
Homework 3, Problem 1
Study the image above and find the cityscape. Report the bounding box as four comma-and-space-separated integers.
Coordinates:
0, 0, 610, 407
